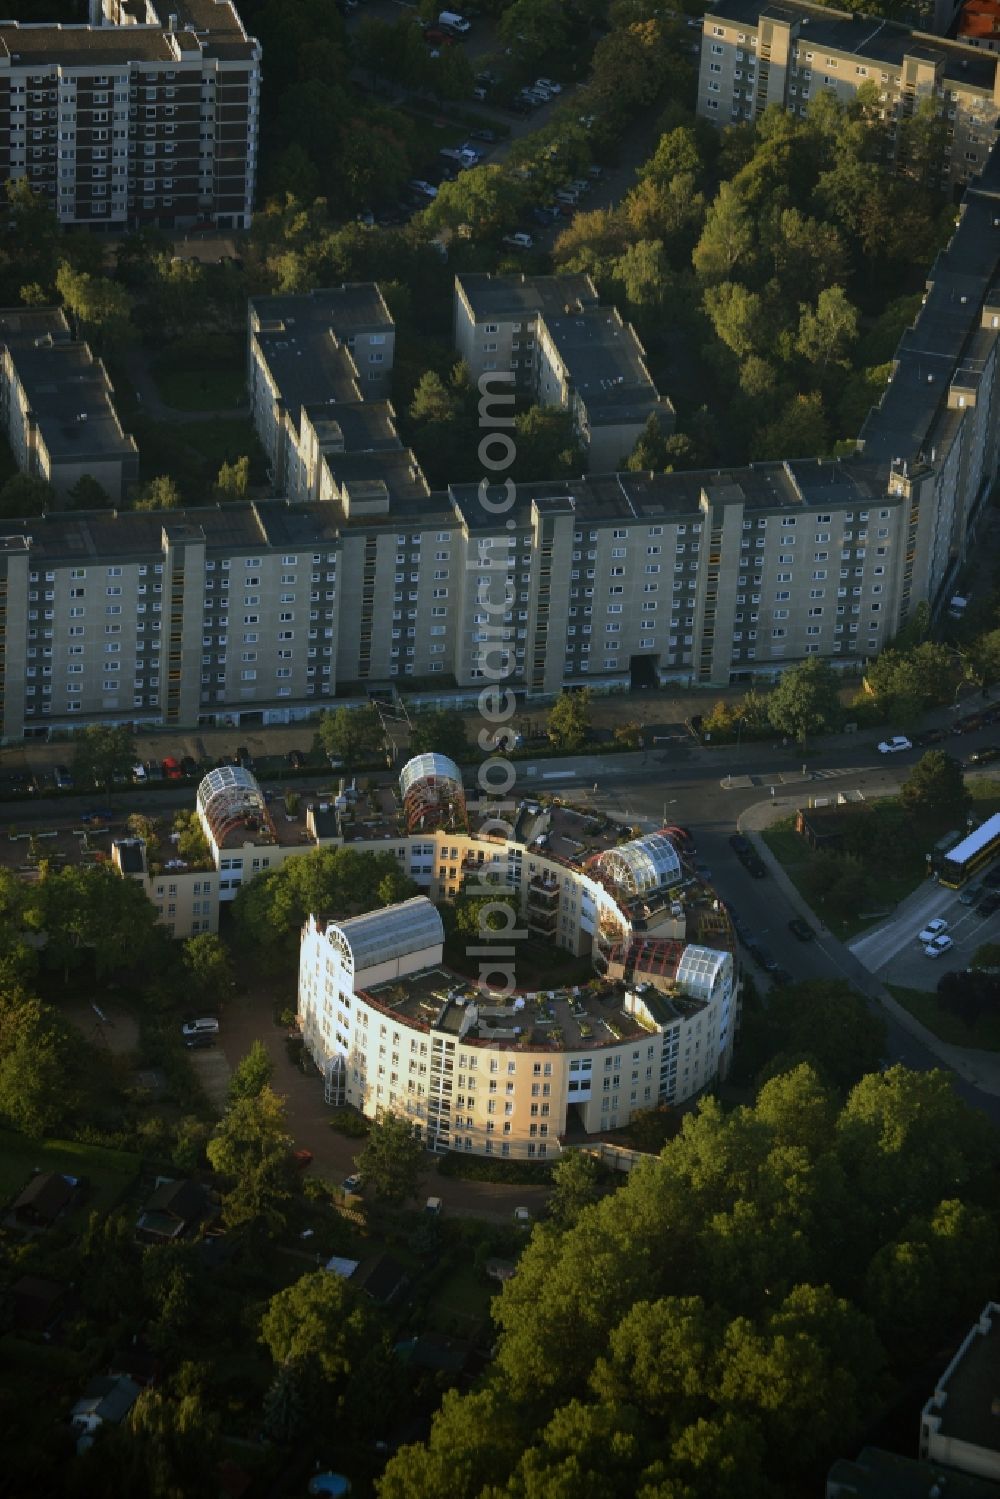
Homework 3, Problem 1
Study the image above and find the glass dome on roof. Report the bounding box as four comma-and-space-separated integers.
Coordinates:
399, 753, 465, 833
197, 765, 267, 845
598, 832, 682, 898
675, 945, 729, 1001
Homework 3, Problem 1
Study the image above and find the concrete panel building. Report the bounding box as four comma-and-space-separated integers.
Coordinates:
455, 273, 674, 471
248, 285, 397, 498
696, 0, 1000, 190
0, 307, 138, 503
0, 0, 260, 229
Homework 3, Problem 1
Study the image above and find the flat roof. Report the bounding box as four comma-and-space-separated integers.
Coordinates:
704, 0, 998, 89
302, 400, 402, 455
540, 306, 665, 425
254, 328, 360, 428
0, 498, 344, 562
252, 284, 394, 339
456, 271, 599, 322
929, 1303, 1000, 1453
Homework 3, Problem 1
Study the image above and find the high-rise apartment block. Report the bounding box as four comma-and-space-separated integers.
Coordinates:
0, 306, 138, 502
697, 0, 1000, 189
0, 139, 997, 736
0, 0, 260, 229
455, 273, 674, 471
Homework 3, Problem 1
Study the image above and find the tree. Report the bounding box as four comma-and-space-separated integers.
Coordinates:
766, 657, 840, 747
227, 1040, 274, 1105
67, 473, 112, 510
755, 982, 886, 1092
548, 1150, 603, 1229
796, 285, 859, 369
692, 183, 754, 282
548, 689, 592, 752
703, 280, 767, 360
626, 413, 671, 470
38, 863, 161, 978
182, 931, 234, 1007
751, 390, 829, 461
972, 941, 1000, 971
215, 456, 249, 500
72, 723, 136, 790
207, 1084, 291, 1179
0, 474, 56, 518
55, 261, 133, 349
356, 1107, 424, 1203
318, 705, 384, 766
172, 810, 211, 865
900, 750, 970, 825
408, 708, 468, 763
935, 968, 1000, 1030
0, 997, 80, 1136
510, 406, 585, 483
498, 0, 571, 58
133, 474, 182, 511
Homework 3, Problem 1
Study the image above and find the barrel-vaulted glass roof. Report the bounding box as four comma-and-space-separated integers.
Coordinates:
197, 765, 266, 844
399, 753, 466, 833
598, 832, 682, 897
333, 896, 444, 974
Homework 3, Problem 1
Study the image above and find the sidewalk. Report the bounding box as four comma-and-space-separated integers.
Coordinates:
740, 795, 1000, 1097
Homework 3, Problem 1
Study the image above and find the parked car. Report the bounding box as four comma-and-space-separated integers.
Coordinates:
234, 746, 253, 769
181, 1017, 220, 1037
286, 749, 307, 769
984, 865, 1000, 889
966, 746, 1000, 766
469, 127, 497, 142
132, 763, 147, 783
184, 1034, 216, 1050
953, 712, 986, 736
914, 727, 947, 746
54, 764, 74, 789
977, 891, 1000, 916
788, 917, 815, 942
729, 834, 752, 856
924, 933, 954, 958
407, 178, 438, 198
743, 853, 767, 879
180, 755, 198, 777
959, 880, 985, 905
513, 1206, 531, 1225
162, 756, 183, 780
918, 918, 949, 943
502, 231, 534, 249
535, 76, 561, 92
749, 942, 778, 973
425, 1196, 443, 1215
291, 1149, 314, 1169
878, 736, 912, 754
342, 1173, 363, 1194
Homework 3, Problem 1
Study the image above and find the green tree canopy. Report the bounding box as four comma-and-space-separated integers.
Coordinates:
72, 723, 136, 791
900, 750, 970, 825
408, 707, 469, 763
356, 1107, 425, 1203
766, 658, 841, 746
318, 705, 385, 766
134, 474, 182, 512
547, 689, 592, 752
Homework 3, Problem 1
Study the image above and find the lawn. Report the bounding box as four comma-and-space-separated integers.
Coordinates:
761, 787, 1000, 940
0, 1129, 140, 1214
152, 365, 247, 413
427, 1262, 494, 1336
887, 984, 1000, 1051
131, 414, 266, 502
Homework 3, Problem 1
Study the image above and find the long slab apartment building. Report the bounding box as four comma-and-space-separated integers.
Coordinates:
0, 139, 998, 736
696, 0, 1000, 190
0, 0, 260, 228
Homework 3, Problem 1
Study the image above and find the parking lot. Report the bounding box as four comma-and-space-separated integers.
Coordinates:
850, 876, 1000, 991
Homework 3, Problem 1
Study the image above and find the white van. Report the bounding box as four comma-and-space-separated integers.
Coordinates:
181, 1017, 220, 1038
439, 10, 471, 31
